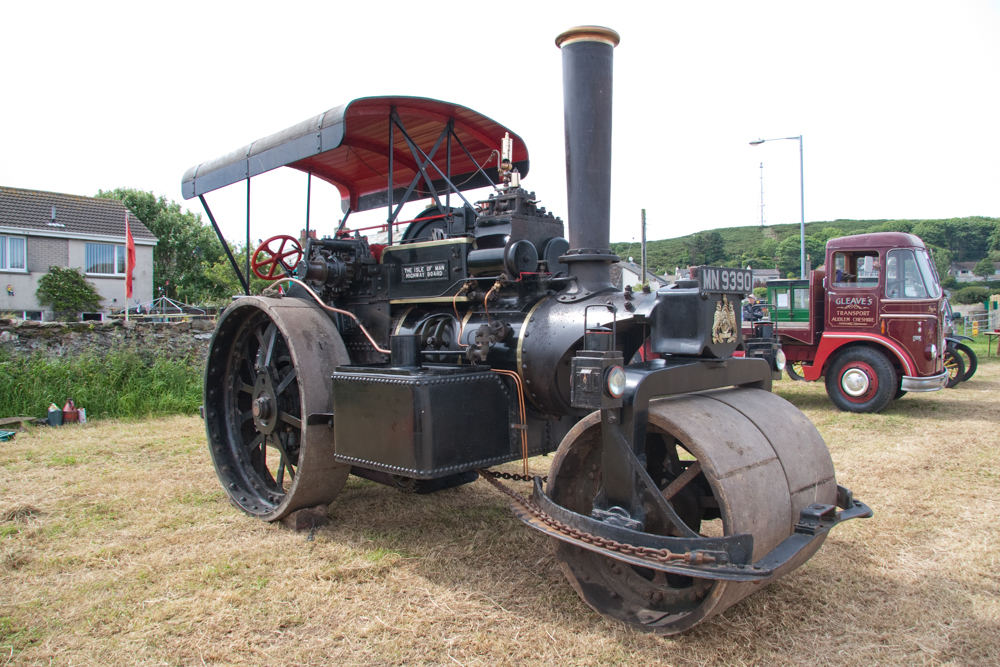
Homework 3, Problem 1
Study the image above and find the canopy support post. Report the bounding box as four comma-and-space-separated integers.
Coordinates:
198, 194, 249, 296
245, 178, 251, 295
446, 127, 452, 217
387, 112, 394, 244
305, 172, 312, 239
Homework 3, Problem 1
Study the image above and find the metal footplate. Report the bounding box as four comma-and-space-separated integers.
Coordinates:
514, 477, 872, 583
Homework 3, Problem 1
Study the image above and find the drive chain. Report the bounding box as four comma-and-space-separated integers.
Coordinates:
478, 469, 716, 566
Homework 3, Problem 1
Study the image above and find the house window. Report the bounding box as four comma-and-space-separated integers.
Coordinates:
85, 243, 126, 275
23, 311, 43, 321
0, 235, 27, 271
81, 313, 104, 322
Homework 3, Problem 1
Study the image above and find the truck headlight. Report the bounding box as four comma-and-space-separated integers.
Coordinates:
774, 348, 786, 371
606, 366, 626, 398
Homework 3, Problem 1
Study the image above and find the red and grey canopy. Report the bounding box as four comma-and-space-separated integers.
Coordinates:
181, 96, 529, 213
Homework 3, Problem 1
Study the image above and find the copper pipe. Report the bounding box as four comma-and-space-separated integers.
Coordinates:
454, 284, 471, 348
494, 369, 529, 476
280, 277, 391, 354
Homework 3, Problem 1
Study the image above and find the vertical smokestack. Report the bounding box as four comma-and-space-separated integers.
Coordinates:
555, 26, 620, 300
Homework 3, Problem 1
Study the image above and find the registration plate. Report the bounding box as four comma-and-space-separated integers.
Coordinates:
698, 266, 753, 294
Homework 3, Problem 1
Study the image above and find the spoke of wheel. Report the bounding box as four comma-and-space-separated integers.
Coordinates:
261, 323, 278, 368
240, 382, 254, 395
276, 459, 286, 490
665, 440, 681, 476
240, 410, 254, 423
243, 356, 257, 384
275, 368, 297, 396
246, 432, 264, 453
280, 412, 302, 430
270, 436, 297, 481
661, 461, 702, 501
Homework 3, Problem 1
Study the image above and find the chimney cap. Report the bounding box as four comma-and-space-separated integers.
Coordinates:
556, 26, 620, 49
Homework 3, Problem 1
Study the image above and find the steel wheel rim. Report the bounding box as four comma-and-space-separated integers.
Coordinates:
225, 312, 301, 513
840, 362, 877, 402
546, 389, 836, 635
204, 297, 352, 522
548, 421, 718, 624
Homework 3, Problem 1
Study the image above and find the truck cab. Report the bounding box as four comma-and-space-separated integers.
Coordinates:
765, 232, 948, 412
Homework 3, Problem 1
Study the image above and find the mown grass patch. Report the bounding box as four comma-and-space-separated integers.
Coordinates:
0, 366, 997, 666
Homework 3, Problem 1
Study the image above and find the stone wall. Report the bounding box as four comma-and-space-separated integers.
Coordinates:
0, 318, 215, 362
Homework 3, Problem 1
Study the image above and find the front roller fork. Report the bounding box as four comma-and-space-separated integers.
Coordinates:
510, 356, 873, 634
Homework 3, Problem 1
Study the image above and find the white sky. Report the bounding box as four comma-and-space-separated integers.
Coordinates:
2, 1, 999, 248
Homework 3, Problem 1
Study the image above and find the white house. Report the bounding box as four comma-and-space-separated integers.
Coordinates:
615, 260, 668, 290
0, 187, 157, 320
949, 261, 1000, 283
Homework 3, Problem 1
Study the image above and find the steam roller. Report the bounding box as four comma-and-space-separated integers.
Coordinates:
187, 25, 871, 636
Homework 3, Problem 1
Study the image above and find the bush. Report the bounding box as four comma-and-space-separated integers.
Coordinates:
0, 348, 202, 420
753, 287, 768, 299
952, 285, 991, 305
35, 267, 103, 321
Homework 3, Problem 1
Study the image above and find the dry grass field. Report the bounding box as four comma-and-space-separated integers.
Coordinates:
2, 359, 999, 666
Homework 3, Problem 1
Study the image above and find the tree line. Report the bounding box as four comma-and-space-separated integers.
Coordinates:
96, 188, 273, 303
611, 216, 1000, 281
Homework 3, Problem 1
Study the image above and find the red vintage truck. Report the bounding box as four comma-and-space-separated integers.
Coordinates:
744, 232, 950, 413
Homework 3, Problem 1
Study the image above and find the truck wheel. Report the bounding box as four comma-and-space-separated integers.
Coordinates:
825, 347, 897, 413
953, 343, 977, 382
943, 349, 965, 388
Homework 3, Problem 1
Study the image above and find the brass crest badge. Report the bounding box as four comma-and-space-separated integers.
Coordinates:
712, 295, 737, 344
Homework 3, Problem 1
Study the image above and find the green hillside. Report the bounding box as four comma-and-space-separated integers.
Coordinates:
611, 217, 1000, 279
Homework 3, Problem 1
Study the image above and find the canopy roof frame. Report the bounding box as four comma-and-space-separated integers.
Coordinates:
182, 96, 529, 295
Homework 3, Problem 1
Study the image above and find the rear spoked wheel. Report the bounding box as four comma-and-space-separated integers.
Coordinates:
547, 388, 836, 635
204, 297, 351, 521
943, 349, 965, 388
786, 361, 807, 381
953, 343, 977, 382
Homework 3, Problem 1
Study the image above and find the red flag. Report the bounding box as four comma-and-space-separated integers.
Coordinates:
125, 212, 136, 299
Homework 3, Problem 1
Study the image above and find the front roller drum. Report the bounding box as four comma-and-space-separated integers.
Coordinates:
547, 387, 837, 635
203, 297, 352, 521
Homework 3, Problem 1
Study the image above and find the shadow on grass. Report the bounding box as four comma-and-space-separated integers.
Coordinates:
313, 478, 1000, 663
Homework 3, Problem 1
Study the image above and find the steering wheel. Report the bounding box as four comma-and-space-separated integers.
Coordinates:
250, 235, 303, 280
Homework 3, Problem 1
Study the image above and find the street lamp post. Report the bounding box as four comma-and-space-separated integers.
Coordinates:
750, 136, 805, 278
